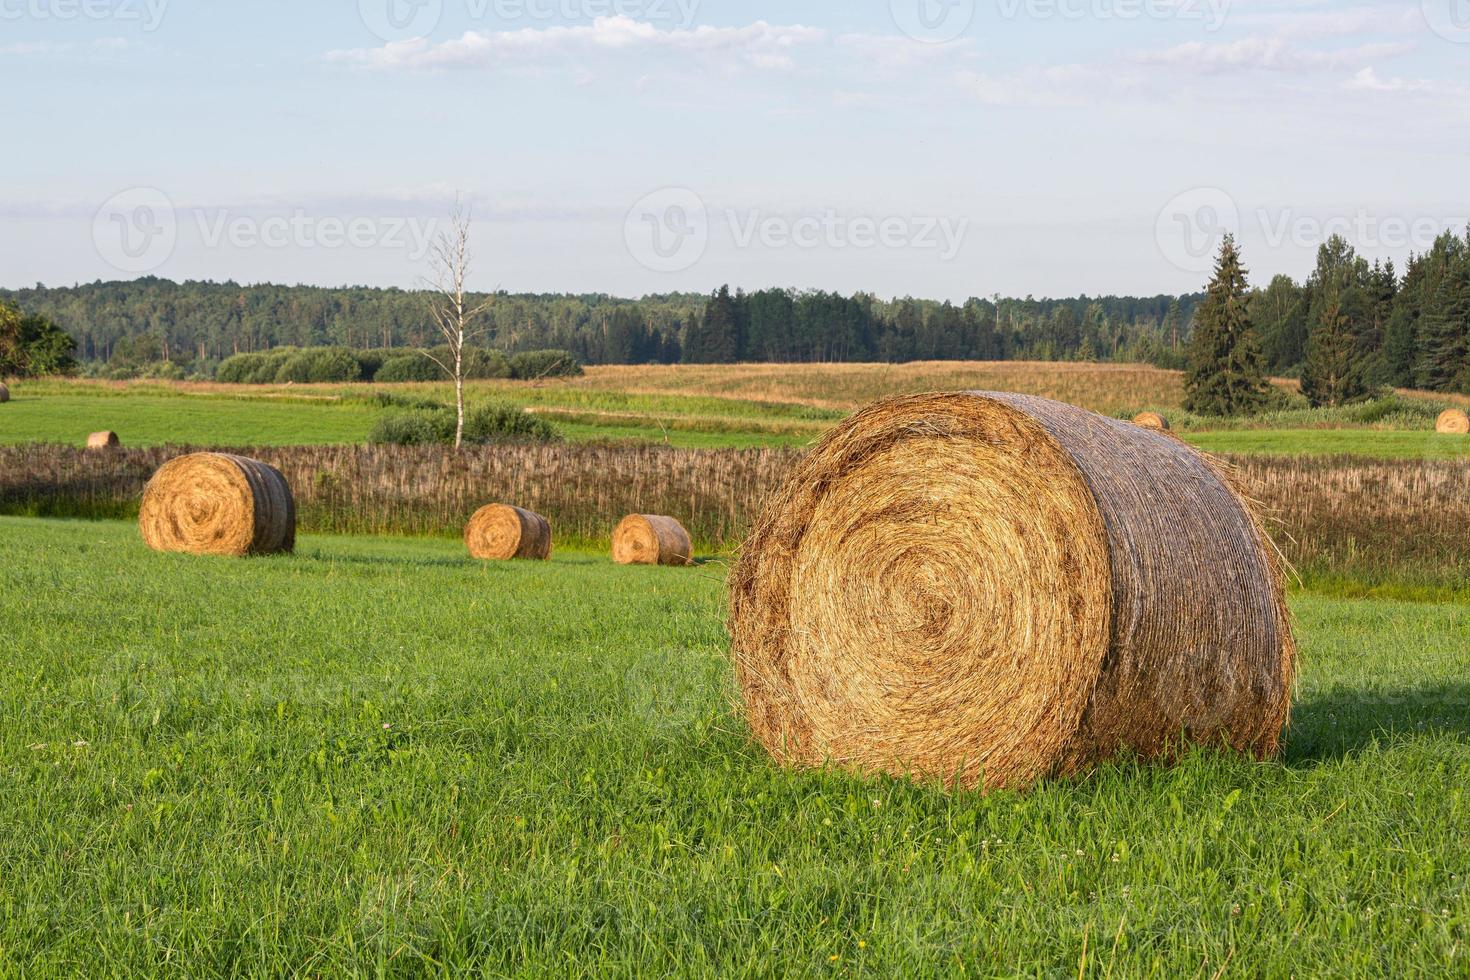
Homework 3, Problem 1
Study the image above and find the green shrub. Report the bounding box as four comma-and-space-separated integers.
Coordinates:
217, 348, 298, 384
273, 347, 363, 384
509, 350, 582, 380
374, 353, 442, 383
367, 408, 454, 446
102, 363, 141, 381
368, 400, 557, 446
371, 391, 449, 411
461, 347, 512, 380
463, 401, 559, 443
354, 349, 391, 381
141, 361, 186, 381
216, 352, 266, 384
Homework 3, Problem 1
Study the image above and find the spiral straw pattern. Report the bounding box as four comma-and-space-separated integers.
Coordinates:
465, 504, 552, 560
730, 391, 1294, 791
1132, 411, 1171, 431
139, 452, 295, 557
1436, 409, 1469, 434
612, 514, 693, 566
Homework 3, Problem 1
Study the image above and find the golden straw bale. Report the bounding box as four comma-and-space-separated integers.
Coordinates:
1436, 409, 1469, 435
139, 452, 295, 557
86, 431, 120, 449
1132, 411, 1171, 431
465, 504, 552, 560
730, 391, 1294, 792
612, 514, 693, 566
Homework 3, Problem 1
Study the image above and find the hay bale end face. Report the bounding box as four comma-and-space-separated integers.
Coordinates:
465, 504, 552, 560
139, 452, 295, 557
612, 514, 693, 566
86, 431, 120, 449
1132, 411, 1171, 431
0, 382, 9, 403
1437, 409, 1469, 435
730, 391, 1295, 792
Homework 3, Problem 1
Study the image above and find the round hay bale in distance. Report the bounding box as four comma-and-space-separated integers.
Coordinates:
1132, 411, 1171, 431
612, 514, 693, 566
1437, 409, 1469, 434
86, 431, 120, 449
140, 452, 295, 557
0, 382, 9, 403
730, 391, 1295, 792
465, 504, 552, 561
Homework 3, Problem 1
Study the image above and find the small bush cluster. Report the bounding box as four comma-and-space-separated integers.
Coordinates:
509, 349, 582, 380
214, 346, 575, 384
367, 399, 559, 446
1138, 393, 1456, 433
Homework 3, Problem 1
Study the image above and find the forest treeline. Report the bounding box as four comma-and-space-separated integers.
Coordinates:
1, 277, 1197, 376
3, 226, 1468, 400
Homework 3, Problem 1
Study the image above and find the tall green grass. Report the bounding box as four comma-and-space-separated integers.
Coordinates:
0, 517, 1466, 975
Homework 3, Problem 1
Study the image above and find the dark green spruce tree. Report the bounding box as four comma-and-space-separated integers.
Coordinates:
1184, 235, 1270, 416
1414, 257, 1470, 393
1300, 295, 1365, 407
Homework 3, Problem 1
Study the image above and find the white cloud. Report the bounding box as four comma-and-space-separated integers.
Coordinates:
952, 64, 1136, 107
1233, 3, 1425, 40
1344, 67, 1465, 97
325, 16, 826, 71
1134, 37, 1414, 73
833, 33, 974, 70
0, 37, 132, 57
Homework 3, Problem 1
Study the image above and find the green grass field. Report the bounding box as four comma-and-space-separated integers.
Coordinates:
1189, 429, 1470, 459
4, 377, 1468, 457
2, 517, 1466, 975
0, 392, 380, 447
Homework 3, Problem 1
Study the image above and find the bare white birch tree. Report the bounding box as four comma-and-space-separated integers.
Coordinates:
423, 201, 492, 450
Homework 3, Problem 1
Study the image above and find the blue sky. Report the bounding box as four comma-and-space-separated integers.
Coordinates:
2, 0, 1467, 299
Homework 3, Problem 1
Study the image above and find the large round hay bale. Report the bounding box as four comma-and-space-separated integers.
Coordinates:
612, 514, 693, 566
465, 504, 552, 561
0, 382, 9, 403
139, 452, 295, 557
1132, 411, 1170, 431
86, 431, 120, 449
730, 392, 1294, 792
1437, 409, 1469, 434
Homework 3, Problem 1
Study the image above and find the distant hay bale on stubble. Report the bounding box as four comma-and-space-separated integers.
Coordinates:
86, 431, 120, 449
1437, 409, 1469, 435
139, 452, 295, 557
729, 391, 1295, 792
612, 514, 693, 566
1132, 411, 1171, 431
465, 504, 552, 561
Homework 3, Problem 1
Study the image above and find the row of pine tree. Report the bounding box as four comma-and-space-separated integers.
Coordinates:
4, 228, 1468, 404
1186, 229, 1470, 414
